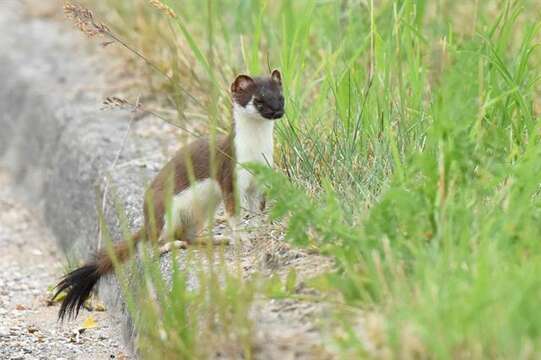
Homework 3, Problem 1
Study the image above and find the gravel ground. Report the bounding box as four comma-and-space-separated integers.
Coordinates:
0, 168, 131, 360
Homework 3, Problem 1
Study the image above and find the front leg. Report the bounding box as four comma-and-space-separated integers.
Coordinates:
242, 184, 268, 216
223, 191, 248, 243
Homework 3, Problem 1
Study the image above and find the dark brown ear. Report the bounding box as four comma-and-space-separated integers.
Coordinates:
231, 75, 255, 93
271, 69, 282, 85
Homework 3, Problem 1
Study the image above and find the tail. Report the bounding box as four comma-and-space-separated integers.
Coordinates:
53, 229, 143, 320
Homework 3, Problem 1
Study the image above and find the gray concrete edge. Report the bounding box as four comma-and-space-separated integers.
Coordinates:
0, 5, 165, 354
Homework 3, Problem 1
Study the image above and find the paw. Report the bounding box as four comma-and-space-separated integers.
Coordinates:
159, 240, 188, 255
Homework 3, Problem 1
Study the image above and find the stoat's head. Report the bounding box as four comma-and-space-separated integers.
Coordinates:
231, 69, 284, 121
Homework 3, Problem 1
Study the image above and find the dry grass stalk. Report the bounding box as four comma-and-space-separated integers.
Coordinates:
63, 2, 110, 37
102, 97, 150, 122
102, 96, 132, 110
148, 0, 177, 19
102, 96, 203, 138
63, 2, 203, 110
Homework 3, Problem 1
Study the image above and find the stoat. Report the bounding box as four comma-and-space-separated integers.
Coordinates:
54, 70, 285, 320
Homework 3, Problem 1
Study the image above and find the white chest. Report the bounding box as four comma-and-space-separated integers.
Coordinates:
233, 103, 274, 209
235, 122, 274, 166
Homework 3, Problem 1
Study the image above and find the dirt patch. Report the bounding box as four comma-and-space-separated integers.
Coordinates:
234, 217, 335, 359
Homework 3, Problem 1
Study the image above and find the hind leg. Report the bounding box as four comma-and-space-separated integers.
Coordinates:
158, 226, 230, 255
158, 214, 197, 255
158, 206, 229, 255
159, 240, 188, 255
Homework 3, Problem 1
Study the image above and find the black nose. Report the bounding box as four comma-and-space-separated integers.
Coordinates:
272, 109, 284, 118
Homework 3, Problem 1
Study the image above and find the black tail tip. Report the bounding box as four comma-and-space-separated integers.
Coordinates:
52, 264, 100, 321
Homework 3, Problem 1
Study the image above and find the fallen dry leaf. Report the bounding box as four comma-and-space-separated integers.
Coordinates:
47, 290, 66, 305
81, 315, 97, 330
116, 352, 129, 360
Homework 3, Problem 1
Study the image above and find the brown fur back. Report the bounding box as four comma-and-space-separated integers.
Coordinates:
143, 135, 236, 242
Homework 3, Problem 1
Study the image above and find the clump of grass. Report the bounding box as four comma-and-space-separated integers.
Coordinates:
132, 252, 258, 359
253, 1, 541, 357
66, 0, 541, 358
95, 184, 281, 359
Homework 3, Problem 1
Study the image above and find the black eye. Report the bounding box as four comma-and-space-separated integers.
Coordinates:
253, 98, 263, 107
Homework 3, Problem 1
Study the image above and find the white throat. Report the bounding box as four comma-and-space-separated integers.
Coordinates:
233, 101, 274, 167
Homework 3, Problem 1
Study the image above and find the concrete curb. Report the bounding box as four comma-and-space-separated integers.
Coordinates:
1, 3, 224, 353
0, 3, 170, 353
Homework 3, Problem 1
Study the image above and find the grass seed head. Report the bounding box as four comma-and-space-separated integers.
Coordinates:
63, 2, 110, 37
148, 0, 177, 19
102, 96, 129, 110
102, 97, 143, 113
